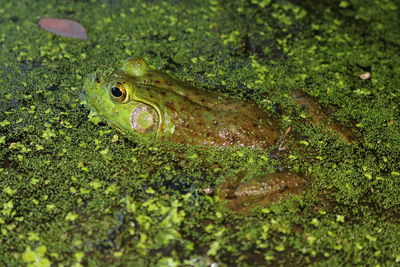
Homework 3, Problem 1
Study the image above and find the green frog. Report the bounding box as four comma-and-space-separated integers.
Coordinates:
84, 57, 357, 212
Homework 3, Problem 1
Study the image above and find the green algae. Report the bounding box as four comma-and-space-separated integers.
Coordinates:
1, 0, 400, 265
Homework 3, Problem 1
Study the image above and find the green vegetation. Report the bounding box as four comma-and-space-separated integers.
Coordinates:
0, 0, 399, 265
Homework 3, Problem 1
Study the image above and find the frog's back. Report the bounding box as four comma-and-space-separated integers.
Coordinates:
152, 86, 281, 148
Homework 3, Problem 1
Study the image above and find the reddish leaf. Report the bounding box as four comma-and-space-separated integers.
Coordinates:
37, 18, 87, 40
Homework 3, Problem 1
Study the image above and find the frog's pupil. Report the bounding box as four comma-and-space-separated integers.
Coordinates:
111, 87, 123, 97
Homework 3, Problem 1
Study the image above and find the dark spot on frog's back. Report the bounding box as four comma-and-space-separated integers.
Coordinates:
165, 101, 175, 111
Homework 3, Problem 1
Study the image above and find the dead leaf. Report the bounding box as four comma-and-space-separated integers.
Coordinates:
37, 18, 87, 40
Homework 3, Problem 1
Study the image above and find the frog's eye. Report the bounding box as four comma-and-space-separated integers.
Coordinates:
110, 84, 127, 103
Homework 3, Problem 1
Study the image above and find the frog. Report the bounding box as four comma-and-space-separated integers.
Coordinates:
84, 57, 358, 212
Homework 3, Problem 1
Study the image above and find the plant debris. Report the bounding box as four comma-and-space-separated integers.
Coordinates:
37, 18, 87, 40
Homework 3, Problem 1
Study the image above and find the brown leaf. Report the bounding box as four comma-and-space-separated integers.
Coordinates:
37, 18, 87, 40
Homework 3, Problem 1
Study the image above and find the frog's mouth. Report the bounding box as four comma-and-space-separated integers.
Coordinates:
129, 102, 159, 134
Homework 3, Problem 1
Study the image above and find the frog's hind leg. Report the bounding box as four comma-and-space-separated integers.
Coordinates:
219, 171, 308, 213
291, 90, 359, 145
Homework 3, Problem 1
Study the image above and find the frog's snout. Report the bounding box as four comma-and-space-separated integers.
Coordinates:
84, 73, 105, 106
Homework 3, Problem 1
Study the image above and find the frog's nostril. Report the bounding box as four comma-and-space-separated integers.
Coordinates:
89, 74, 100, 83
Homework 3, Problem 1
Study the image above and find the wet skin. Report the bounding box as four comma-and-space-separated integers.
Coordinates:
84, 57, 358, 212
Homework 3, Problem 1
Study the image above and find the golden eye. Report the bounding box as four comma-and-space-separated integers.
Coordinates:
110, 83, 127, 103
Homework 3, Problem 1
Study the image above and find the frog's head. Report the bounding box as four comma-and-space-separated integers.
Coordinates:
84, 57, 162, 140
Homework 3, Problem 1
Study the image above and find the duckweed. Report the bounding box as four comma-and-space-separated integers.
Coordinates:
0, 0, 399, 266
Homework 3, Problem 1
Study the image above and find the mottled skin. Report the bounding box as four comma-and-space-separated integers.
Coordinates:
85, 57, 357, 212
85, 57, 281, 149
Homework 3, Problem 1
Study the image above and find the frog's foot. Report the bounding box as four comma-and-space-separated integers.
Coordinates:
268, 126, 292, 160
219, 171, 308, 213
291, 90, 359, 145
